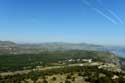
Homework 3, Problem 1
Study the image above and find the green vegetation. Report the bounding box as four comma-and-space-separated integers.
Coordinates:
0, 50, 123, 83
0, 66, 125, 83
0, 50, 118, 72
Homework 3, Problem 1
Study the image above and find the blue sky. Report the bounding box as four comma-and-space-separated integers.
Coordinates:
0, 0, 125, 45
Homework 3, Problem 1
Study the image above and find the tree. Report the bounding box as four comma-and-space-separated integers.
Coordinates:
65, 80, 71, 83
72, 77, 75, 81
66, 75, 72, 79
43, 79, 48, 83
51, 77, 56, 81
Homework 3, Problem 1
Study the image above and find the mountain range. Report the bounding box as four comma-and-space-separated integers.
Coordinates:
0, 41, 124, 57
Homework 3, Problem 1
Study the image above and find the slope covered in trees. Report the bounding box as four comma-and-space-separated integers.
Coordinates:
0, 50, 119, 72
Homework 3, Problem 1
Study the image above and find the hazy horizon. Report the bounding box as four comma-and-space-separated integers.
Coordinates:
1, 40, 125, 47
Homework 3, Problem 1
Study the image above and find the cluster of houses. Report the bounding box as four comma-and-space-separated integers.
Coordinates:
67, 58, 92, 63
58, 58, 92, 64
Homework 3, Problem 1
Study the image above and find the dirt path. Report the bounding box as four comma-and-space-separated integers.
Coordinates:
0, 63, 100, 76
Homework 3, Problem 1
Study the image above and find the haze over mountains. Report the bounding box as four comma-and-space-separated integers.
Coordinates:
0, 41, 124, 57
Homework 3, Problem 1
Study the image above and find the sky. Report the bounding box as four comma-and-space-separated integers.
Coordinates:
0, 0, 125, 45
